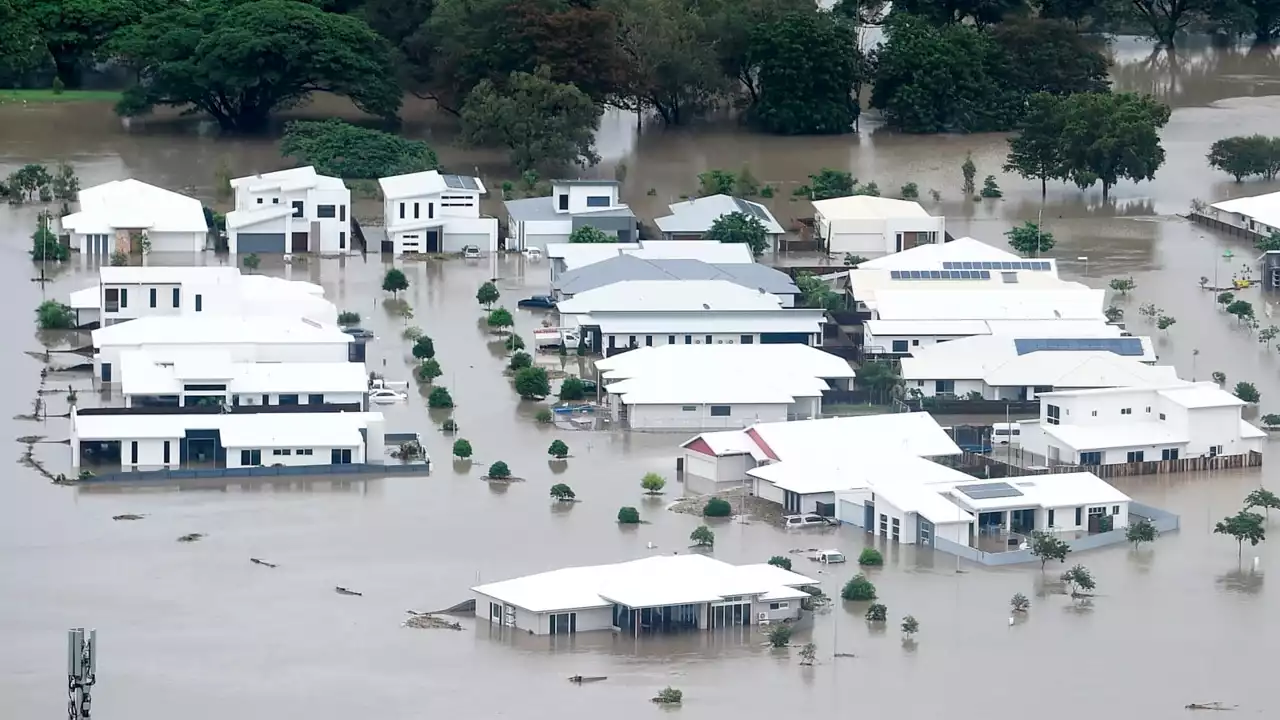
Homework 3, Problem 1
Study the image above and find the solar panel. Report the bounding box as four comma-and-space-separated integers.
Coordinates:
889, 269, 993, 281
1013, 338, 1145, 356
442, 174, 480, 191
943, 261, 1053, 271
955, 482, 1025, 500
733, 197, 771, 221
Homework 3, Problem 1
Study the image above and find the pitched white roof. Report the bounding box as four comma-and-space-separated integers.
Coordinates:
607, 374, 828, 405
1211, 191, 1280, 228
70, 286, 98, 310
901, 335, 1160, 383
226, 205, 292, 229
847, 267, 1073, 307
546, 240, 754, 271
61, 179, 207, 235
747, 412, 961, 461
872, 288, 1105, 321
72, 409, 381, 447
811, 195, 931, 220
1158, 383, 1248, 408
230, 166, 345, 192
378, 170, 486, 200
557, 280, 783, 314
472, 554, 817, 613
683, 429, 763, 456
93, 316, 352, 348
1038, 420, 1189, 450
858, 237, 1021, 270
983, 352, 1180, 389
596, 344, 855, 381
654, 195, 785, 234
867, 319, 993, 337
97, 266, 241, 285
581, 311, 825, 334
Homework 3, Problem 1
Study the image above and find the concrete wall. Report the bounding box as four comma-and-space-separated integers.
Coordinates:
820, 214, 944, 255
474, 593, 614, 635
864, 331, 975, 355
235, 184, 352, 254
553, 184, 621, 215
627, 402, 787, 431
751, 597, 803, 623
118, 437, 182, 469
873, 494, 919, 544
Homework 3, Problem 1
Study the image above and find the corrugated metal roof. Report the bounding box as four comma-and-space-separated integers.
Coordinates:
554, 254, 797, 296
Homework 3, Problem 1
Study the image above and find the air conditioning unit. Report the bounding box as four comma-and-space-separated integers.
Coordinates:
757, 612, 769, 621
694, 340, 702, 344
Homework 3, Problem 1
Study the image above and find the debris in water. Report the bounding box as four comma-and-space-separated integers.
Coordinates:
335, 586, 363, 596
250, 558, 278, 568
567, 675, 608, 684
404, 611, 462, 630
112, 514, 145, 521
433, 598, 477, 615
1185, 703, 1236, 711
177, 533, 205, 542
833, 652, 857, 659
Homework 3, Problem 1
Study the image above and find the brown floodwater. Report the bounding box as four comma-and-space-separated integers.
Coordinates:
3, 37, 1280, 720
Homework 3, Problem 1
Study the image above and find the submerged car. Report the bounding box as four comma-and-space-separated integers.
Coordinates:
518, 295, 557, 309
369, 388, 407, 404
810, 549, 846, 564
783, 514, 833, 529
462, 245, 482, 259
342, 327, 375, 339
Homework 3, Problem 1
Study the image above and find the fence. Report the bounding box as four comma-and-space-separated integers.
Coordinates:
1065, 451, 1263, 478
912, 399, 1040, 415
75, 461, 432, 485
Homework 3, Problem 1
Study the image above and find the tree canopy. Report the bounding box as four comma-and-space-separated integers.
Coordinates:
705, 212, 770, 256
280, 120, 438, 179
109, 0, 402, 132
745, 12, 862, 135
1207, 135, 1280, 182
460, 66, 601, 173
1054, 92, 1171, 200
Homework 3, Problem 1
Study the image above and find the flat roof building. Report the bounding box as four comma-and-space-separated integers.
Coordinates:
119, 350, 368, 409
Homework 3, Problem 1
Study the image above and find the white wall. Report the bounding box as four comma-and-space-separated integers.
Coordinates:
907, 378, 985, 398
603, 331, 820, 351
626, 402, 788, 430
235, 183, 352, 254
100, 282, 183, 322
474, 594, 614, 635
873, 494, 919, 544
225, 443, 364, 468
98, 341, 351, 381
864, 331, 974, 355
934, 521, 970, 545
751, 597, 803, 623
552, 184, 621, 215
514, 219, 573, 252
819, 213, 944, 255
148, 231, 206, 253
231, 391, 364, 407
120, 437, 181, 469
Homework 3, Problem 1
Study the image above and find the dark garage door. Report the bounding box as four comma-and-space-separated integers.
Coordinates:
237, 233, 286, 253
761, 332, 811, 344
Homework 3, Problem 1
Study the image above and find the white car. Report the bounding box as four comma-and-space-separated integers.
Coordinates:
369, 388, 407, 404
783, 514, 833, 529
462, 245, 482, 259
810, 549, 846, 564
524, 247, 543, 261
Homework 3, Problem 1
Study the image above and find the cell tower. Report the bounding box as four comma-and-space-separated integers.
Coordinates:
67, 628, 96, 720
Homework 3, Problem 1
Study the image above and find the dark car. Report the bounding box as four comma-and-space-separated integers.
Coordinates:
518, 295, 557, 309
342, 327, 375, 339
579, 379, 598, 393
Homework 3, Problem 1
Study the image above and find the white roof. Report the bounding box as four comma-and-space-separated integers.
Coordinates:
1211, 191, 1280, 228
948, 473, 1131, 512
72, 409, 381, 447
867, 319, 992, 337
1158, 383, 1248, 409
61, 179, 207, 235
858, 237, 1022, 270
1040, 421, 1189, 450
873, 480, 975, 524
472, 554, 817, 613
230, 166, 345, 192
983, 353, 1180, 389
226, 205, 292, 230
654, 195, 785, 234
746, 412, 961, 461
581, 311, 825, 334
93, 316, 352, 348
596, 344, 855, 381
748, 453, 971, 495
607, 373, 828, 405
847, 266, 1073, 307
378, 170, 486, 200
902, 334, 1158, 381
811, 195, 931, 220
70, 286, 98, 310
119, 351, 367, 396
872, 288, 1105, 321
98, 266, 241, 285
546, 240, 754, 271
683, 429, 763, 457
557, 280, 783, 314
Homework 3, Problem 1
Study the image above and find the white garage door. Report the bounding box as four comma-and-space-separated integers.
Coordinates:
683, 451, 717, 480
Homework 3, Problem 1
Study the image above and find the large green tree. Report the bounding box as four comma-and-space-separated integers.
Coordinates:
1207, 135, 1280, 182
28, 0, 176, 87
280, 119, 439, 179
460, 66, 602, 173
703, 0, 816, 106
871, 14, 1019, 133
109, 0, 402, 132
609, 0, 724, 125
1055, 92, 1171, 200
0, 0, 43, 81
746, 12, 862, 135
705, 212, 770, 256
1239, 0, 1280, 41
1033, 0, 1107, 27
891, 0, 1028, 25
1129, 0, 1210, 46
988, 19, 1109, 97
1004, 93, 1067, 196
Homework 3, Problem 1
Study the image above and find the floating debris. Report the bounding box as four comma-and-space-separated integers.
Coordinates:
177, 533, 205, 542
404, 611, 462, 630
250, 558, 278, 568
1185, 703, 1236, 711
112, 514, 145, 521
568, 675, 608, 684
335, 586, 363, 596
433, 599, 477, 615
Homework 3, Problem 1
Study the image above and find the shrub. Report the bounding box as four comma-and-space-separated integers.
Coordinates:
1234, 381, 1260, 404
486, 307, 513, 331
1010, 592, 1030, 612
550, 483, 575, 500
535, 408, 554, 424
858, 547, 884, 566
509, 351, 532, 371
427, 386, 454, 408
617, 506, 640, 524
901, 615, 919, 636
505, 333, 525, 352
441, 418, 458, 433
31, 220, 69, 262
476, 281, 500, 309
452, 439, 473, 459
690, 525, 715, 546
337, 311, 360, 325
382, 268, 409, 296
703, 497, 732, 517
1212, 371, 1227, 385
841, 573, 876, 601
641, 472, 667, 495
241, 253, 261, 272
900, 182, 919, 199
402, 326, 424, 341
653, 687, 682, 704
416, 359, 442, 383
865, 602, 888, 622
767, 624, 792, 648
412, 335, 435, 360
548, 439, 569, 458
559, 376, 587, 401
514, 366, 550, 399
36, 300, 75, 330
109, 251, 127, 266
487, 461, 511, 479
768, 555, 792, 571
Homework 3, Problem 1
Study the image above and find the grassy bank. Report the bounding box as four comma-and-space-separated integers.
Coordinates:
0, 89, 123, 104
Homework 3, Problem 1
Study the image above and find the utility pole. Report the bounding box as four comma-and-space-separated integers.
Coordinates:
67, 628, 96, 720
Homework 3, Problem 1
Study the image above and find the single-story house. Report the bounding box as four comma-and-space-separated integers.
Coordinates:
472, 554, 818, 635
118, 350, 368, 409
61, 179, 208, 257
653, 194, 785, 247
552, 253, 798, 305
1205, 190, 1280, 239
504, 179, 637, 251
856, 236, 1021, 270
227, 166, 352, 255
809, 195, 945, 257
545, 240, 754, 283
377, 170, 498, 255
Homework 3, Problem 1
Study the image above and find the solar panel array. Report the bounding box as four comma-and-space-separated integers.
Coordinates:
942, 261, 1052, 271
1013, 338, 1145, 357
733, 197, 771, 222
443, 174, 480, 191
890, 269, 992, 280
955, 482, 1025, 500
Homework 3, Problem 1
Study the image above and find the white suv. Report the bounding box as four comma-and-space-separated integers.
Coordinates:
783, 514, 831, 529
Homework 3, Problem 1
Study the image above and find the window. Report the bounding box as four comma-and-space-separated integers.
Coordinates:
308, 394, 324, 405
1079, 451, 1102, 465
272, 449, 283, 456
291, 201, 304, 218
1046, 404, 1060, 425
340, 205, 346, 221
558, 195, 569, 211
1145, 406, 1151, 413
1161, 448, 1179, 461
1159, 413, 1166, 420
272, 198, 279, 204
281, 449, 293, 456
769, 602, 789, 610
628, 335, 636, 347
193, 294, 203, 312
645, 335, 653, 346
892, 340, 909, 353
298, 449, 314, 456
912, 339, 920, 346
684, 335, 692, 344
163, 441, 170, 464
331, 448, 353, 464
879, 513, 888, 534
104, 289, 119, 312
120, 289, 128, 308
1112, 505, 1121, 515
1047, 508, 1055, 527
339, 232, 346, 249
892, 517, 900, 541
1090, 410, 1097, 417
1126, 450, 1145, 463
278, 394, 300, 405
130, 441, 138, 464
1075, 507, 1083, 525
257, 197, 263, 204
317, 205, 336, 218
1120, 407, 1132, 415
668, 335, 676, 345
709, 405, 731, 417
705, 335, 713, 344
681, 405, 696, 412
585, 195, 610, 207
149, 288, 157, 308
549, 611, 577, 635
173, 288, 180, 307
935, 380, 955, 394
184, 384, 226, 392
741, 335, 754, 344
399, 203, 405, 219
413, 202, 420, 219
240, 449, 261, 466
1209, 445, 1223, 457
429, 203, 434, 219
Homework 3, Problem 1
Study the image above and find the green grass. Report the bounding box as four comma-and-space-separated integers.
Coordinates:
0, 89, 123, 104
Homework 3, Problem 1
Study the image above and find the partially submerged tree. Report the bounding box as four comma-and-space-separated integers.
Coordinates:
412, 335, 436, 360
705, 212, 769, 256
486, 307, 514, 332
1030, 530, 1071, 569
476, 281, 500, 310
768, 555, 793, 571
279, 119, 437, 178
858, 547, 884, 566
1234, 381, 1260, 404
865, 602, 888, 622
36, 301, 75, 330
1010, 592, 1031, 613
550, 483, 575, 501
452, 438, 473, 459
428, 386, 454, 408
337, 311, 360, 325
690, 525, 715, 547
767, 624, 792, 648
1109, 277, 1136, 295
841, 573, 877, 601
460, 66, 601, 173
514, 366, 551, 399
1212, 371, 1228, 384
703, 497, 732, 517
641, 472, 667, 495
652, 687, 682, 704
487, 461, 512, 479
558, 377, 587, 401
1060, 564, 1095, 601
547, 439, 569, 459
798, 642, 817, 665
1005, 221, 1055, 257
382, 268, 409, 297
1215, 510, 1266, 557
1207, 135, 1280, 182
1157, 315, 1176, 332
242, 253, 261, 273
900, 615, 919, 638
1244, 488, 1280, 517
1125, 518, 1158, 548
505, 334, 526, 353
508, 352, 533, 371
416, 359, 442, 383
617, 506, 641, 524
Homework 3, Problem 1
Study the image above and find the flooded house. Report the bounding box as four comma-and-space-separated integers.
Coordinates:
808, 195, 944, 257
503, 179, 638, 252
376, 170, 497, 255
472, 554, 817, 636
117, 351, 368, 409
1197, 190, 1280, 244
60, 178, 209, 257
551, 252, 799, 306
653, 194, 785, 249
226, 166, 353, 255
544, 239, 754, 285
594, 343, 855, 430
1019, 383, 1266, 470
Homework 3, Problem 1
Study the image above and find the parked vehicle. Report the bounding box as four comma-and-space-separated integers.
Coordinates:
784, 514, 833, 529
534, 327, 580, 349
518, 295, 557, 309
524, 247, 543, 261
462, 245, 482, 259
809, 549, 846, 564
369, 377, 409, 392
369, 388, 407, 403
992, 422, 1020, 446
342, 328, 375, 339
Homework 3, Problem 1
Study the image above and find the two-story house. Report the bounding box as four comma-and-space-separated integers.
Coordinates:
376, 170, 497, 254
503, 179, 638, 252
226, 167, 352, 255
60, 179, 208, 257
809, 196, 945, 257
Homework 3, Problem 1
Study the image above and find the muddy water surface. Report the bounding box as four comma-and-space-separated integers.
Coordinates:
2, 38, 1280, 720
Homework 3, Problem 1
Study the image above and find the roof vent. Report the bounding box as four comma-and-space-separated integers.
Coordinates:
702, 303, 711, 310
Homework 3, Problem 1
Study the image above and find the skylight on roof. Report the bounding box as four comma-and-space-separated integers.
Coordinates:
443, 174, 479, 191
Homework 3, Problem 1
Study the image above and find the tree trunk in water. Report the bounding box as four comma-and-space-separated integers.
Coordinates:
1102, 181, 1111, 201
50, 50, 84, 89
1040, 176, 1047, 198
